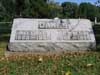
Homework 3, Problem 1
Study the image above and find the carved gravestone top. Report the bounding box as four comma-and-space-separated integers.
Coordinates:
8, 18, 96, 51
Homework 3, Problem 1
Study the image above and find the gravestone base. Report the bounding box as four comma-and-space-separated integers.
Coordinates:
8, 42, 96, 52
5, 47, 94, 57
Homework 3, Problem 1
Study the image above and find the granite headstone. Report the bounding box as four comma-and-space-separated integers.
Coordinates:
8, 18, 96, 52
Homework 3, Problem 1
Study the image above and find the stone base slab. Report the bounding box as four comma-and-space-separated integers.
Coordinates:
8, 42, 96, 52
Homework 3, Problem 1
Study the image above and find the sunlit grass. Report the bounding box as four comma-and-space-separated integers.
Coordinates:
0, 51, 100, 75
0, 48, 5, 56
0, 42, 7, 48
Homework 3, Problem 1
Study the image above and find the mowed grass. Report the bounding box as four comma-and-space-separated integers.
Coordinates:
0, 33, 9, 56
0, 51, 100, 75
0, 23, 100, 75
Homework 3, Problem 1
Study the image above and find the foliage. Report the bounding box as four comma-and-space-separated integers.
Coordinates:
78, 3, 99, 21
0, 0, 49, 20
0, 1, 100, 21
48, 2, 62, 18
61, 2, 78, 18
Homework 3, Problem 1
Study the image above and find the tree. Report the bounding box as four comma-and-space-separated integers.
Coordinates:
48, 2, 62, 18
0, 0, 17, 21
79, 3, 99, 21
0, 0, 50, 21
0, 0, 100, 21
21, 0, 49, 18
61, 2, 78, 18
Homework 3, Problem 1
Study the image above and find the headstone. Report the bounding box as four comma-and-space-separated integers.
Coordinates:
8, 18, 96, 52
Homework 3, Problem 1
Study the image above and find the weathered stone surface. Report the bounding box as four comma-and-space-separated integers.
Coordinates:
8, 42, 95, 52
8, 18, 96, 52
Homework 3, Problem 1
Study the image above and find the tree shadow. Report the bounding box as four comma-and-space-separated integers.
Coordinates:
0, 34, 10, 42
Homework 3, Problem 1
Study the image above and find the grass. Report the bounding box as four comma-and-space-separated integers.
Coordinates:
0, 48, 5, 56
0, 51, 100, 75
0, 23, 100, 75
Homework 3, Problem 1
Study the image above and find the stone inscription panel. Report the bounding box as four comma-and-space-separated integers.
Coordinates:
15, 30, 91, 41
15, 30, 51, 40
38, 20, 69, 29
10, 19, 95, 43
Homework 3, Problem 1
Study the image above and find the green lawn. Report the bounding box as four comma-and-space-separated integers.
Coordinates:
0, 23, 100, 75
0, 51, 100, 75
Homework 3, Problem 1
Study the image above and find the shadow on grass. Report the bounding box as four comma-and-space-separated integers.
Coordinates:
0, 33, 10, 50
0, 34, 10, 42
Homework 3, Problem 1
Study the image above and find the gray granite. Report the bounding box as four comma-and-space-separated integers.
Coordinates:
8, 18, 96, 52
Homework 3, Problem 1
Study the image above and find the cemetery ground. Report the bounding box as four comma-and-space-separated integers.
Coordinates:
0, 23, 100, 75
